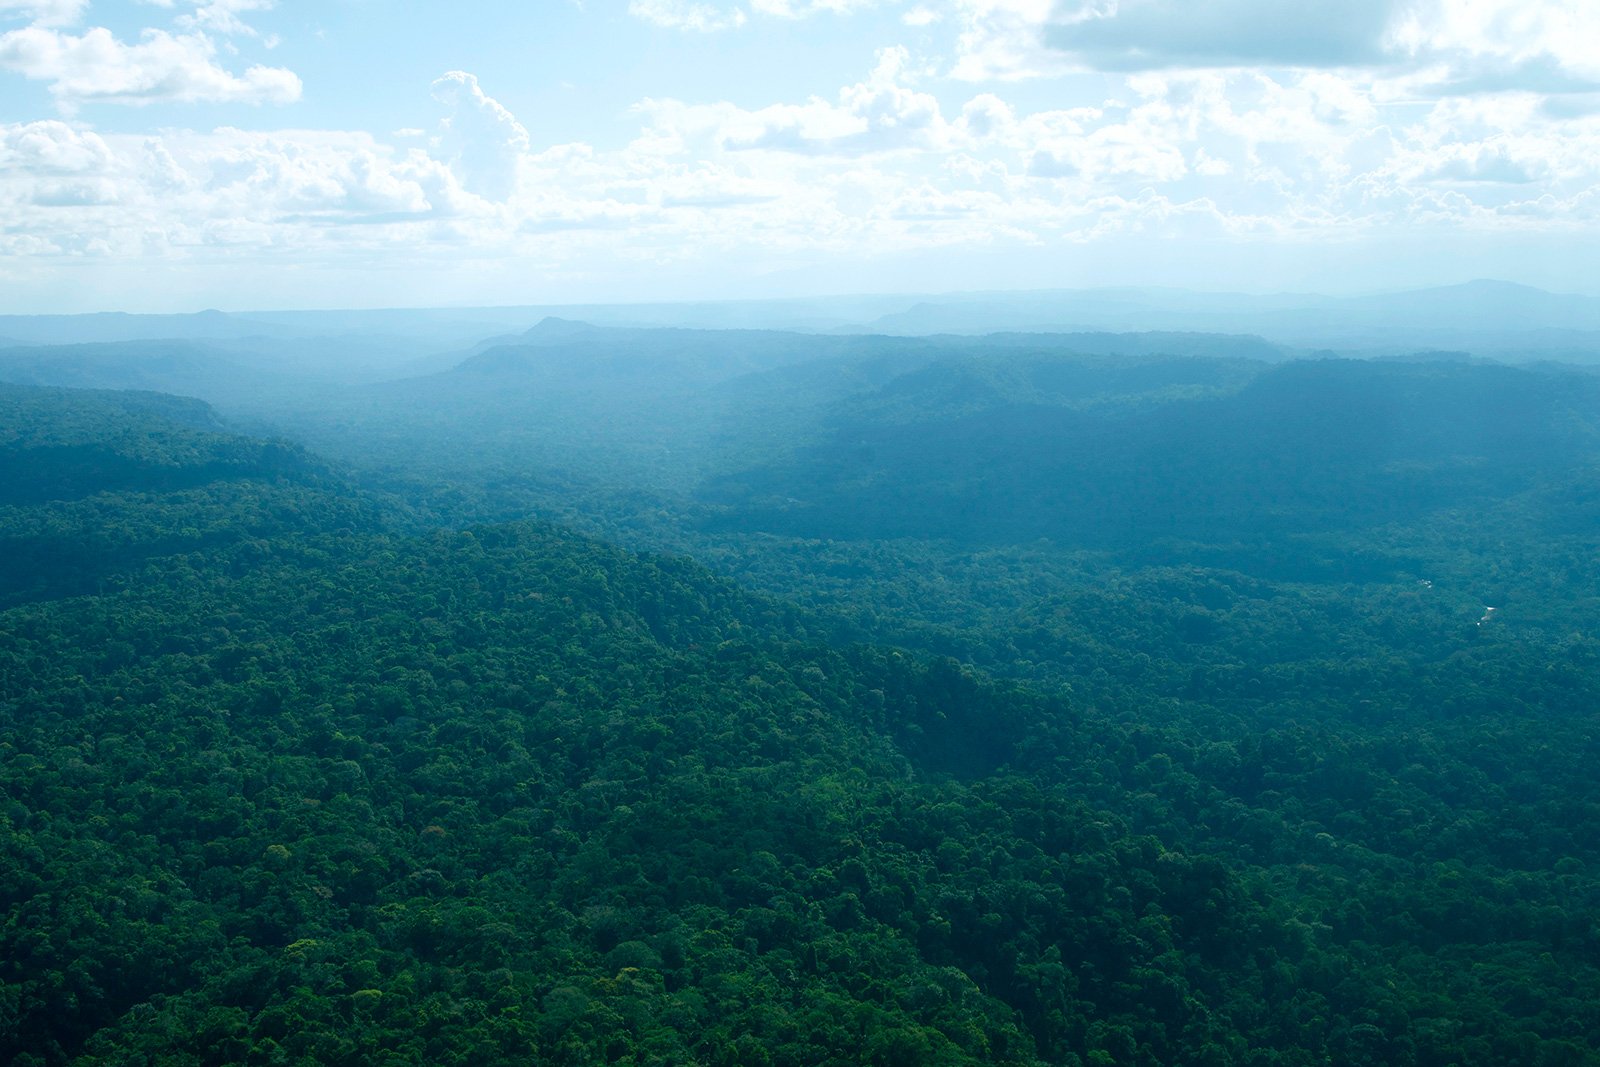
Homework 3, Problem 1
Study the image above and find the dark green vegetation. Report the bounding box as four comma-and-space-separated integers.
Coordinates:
3, 309, 1600, 1067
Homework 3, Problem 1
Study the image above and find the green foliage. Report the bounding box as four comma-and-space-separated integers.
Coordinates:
4, 356, 1600, 1066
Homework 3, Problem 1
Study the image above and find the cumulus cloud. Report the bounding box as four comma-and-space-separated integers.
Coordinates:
950, 0, 1090, 81
0, 118, 490, 264
0, 118, 112, 172
431, 71, 530, 201
1394, 0, 1600, 82
641, 46, 950, 156
1, 49, 1597, 301
1424, 145, 1540, 184
0, 24, 301, 106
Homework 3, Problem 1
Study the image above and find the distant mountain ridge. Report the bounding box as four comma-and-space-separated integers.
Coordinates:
857, 280, 1600, 355
702, 356, 1600, 549
5, 279, 1598, 363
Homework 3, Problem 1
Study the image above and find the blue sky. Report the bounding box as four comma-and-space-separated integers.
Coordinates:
2, 0, 1598, 311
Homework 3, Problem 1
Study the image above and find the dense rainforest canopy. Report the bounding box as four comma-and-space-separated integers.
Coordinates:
2, 319, 1599, 1067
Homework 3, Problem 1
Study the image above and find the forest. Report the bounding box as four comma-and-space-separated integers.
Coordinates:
2, 301, 1599, 1065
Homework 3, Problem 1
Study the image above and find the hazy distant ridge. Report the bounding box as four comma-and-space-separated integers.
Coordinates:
2, 281, 1596, 365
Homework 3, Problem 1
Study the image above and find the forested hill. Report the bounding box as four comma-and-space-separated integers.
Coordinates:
704, 357, 1600, 545
4, 376, 1600, 1063
0, 384, 323, 504
0, 384, 361, 608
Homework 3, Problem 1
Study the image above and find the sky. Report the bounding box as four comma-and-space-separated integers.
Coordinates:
2, 0, 1599, 312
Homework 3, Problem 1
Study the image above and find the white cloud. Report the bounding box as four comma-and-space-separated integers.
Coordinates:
628, 0, 746, 32
431, 71, 530, 201
1394, 0, 1600, 82
629, 0, 880, 30
0, 0, 85, 27
1193, 147, 1230, 176
0, 119, 112, 172
175, 0, 277, 38
0, 24, 300, 105
0, 119, 493, 264
28, 174, 119, 205
1423, 144, 1541, 184
140, 135, 193, 191
750, 0, 880, 16
1, 49, 1597, 300
959, 93, 1015, 139
641, 46, 951, 155
950, 0, 1077, 81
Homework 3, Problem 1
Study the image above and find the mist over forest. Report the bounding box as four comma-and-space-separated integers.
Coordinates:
3, 280, 1600, 1065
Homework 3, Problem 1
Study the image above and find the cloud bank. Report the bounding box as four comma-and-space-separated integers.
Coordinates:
0, 0, 1597, 306
0, 0, 298, 106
